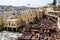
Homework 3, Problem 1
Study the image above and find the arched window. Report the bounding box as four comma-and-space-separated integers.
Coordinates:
9, 22, 10, 26
14, 24, 15, 26
11, 24, 13, 26
28, 19, 29, 21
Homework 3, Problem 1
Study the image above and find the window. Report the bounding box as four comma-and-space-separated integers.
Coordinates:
11, 23, 15, 26
28, 19, 29, 21
30, 18, 32, 20
9, 22, 10, 26
14, 24, 15, 26
11, 24, 13, 26
17, 23, 19, 25
30, 14, 32, 16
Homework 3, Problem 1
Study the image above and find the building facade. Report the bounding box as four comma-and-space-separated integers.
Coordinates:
4, 19, 21, 31
0, 8, 43, 31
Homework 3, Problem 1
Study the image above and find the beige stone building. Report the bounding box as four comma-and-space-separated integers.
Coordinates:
43, 6, 60, 29
6, 8, 43, 25
4, 19, 21, 31
0, 7, 45, 31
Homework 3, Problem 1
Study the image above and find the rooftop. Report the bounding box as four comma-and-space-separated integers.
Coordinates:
6, 19, 19, 21
49, 10, 60, 13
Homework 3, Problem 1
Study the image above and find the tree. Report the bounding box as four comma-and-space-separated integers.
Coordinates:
53, 0, 56, 6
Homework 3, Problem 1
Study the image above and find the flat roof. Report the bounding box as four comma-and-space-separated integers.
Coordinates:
45, 13, 58, 18
7, 19, 19, 21
49, 10, 60, 13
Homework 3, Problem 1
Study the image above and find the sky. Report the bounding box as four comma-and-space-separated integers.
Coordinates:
0, 0, 53, 7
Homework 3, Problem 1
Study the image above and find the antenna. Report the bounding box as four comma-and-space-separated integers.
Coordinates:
27, 4, 38, 7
